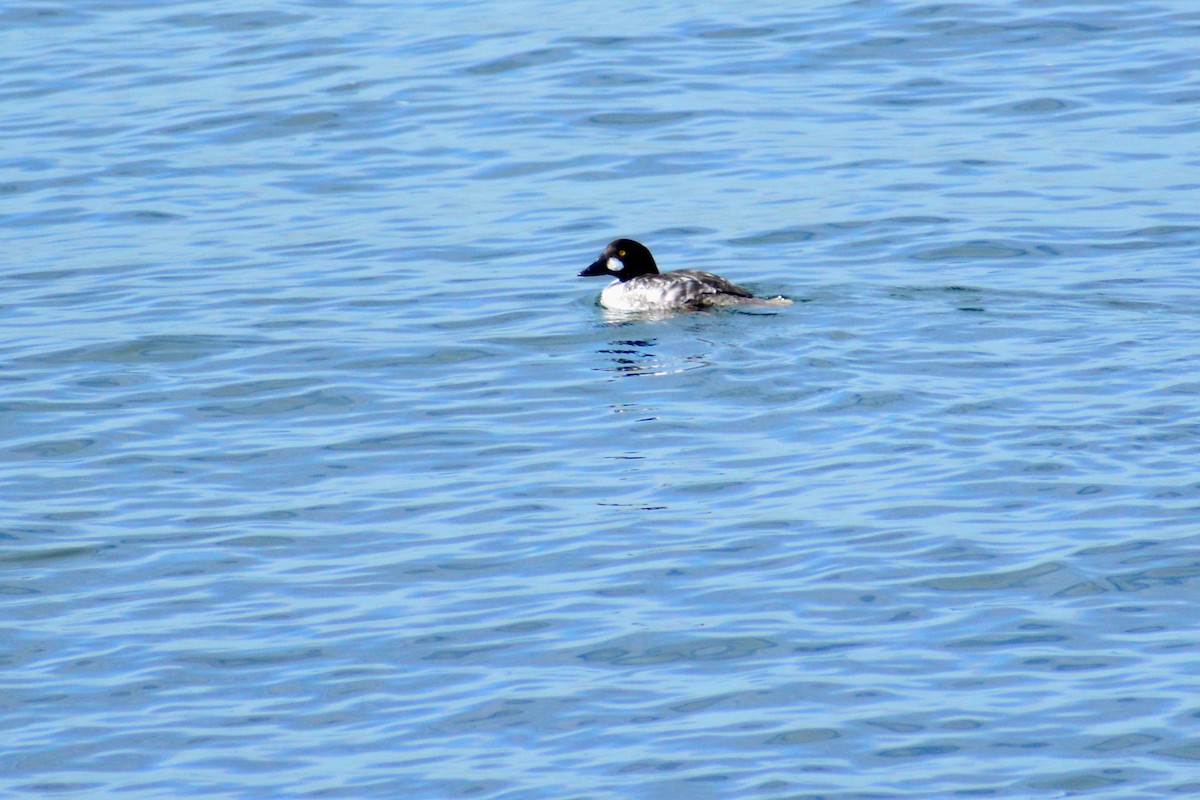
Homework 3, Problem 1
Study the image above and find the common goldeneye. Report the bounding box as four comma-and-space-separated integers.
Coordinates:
579, 238, 791, 312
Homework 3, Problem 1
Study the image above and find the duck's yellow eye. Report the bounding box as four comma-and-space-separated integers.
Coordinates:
618, 250, 625, 258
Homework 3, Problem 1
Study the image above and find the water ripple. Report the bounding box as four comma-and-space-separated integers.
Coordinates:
3, 0, 1200, 798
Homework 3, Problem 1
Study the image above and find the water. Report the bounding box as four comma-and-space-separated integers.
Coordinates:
4, 1, 1200, 797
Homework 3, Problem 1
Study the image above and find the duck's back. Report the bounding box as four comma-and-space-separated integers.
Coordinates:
600, 269, 755, 311
667, 270, 755, 301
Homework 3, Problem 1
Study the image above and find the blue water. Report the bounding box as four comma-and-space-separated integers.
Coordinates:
4, 1, 1200, 797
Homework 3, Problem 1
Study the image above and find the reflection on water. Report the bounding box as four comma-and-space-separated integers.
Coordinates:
595, 337, 710, 378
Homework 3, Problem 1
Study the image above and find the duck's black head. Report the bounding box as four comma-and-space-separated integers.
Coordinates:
578, 238, 659, 282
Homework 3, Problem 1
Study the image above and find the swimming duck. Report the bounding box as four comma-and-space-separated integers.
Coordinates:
579, 238, 790, 312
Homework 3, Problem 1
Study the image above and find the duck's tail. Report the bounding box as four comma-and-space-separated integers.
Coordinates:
749, 296, 793, 307
700, 294, 794, 309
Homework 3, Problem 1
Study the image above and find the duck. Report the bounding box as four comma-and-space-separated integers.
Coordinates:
579, 238, 791, 312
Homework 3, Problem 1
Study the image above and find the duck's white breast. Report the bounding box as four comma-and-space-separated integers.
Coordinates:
599, 273, 724, 311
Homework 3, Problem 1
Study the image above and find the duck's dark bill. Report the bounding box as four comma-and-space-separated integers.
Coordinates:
579, 259, 608, 277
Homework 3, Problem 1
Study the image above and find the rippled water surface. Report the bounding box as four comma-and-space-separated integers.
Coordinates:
4, 1, 1200, 797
